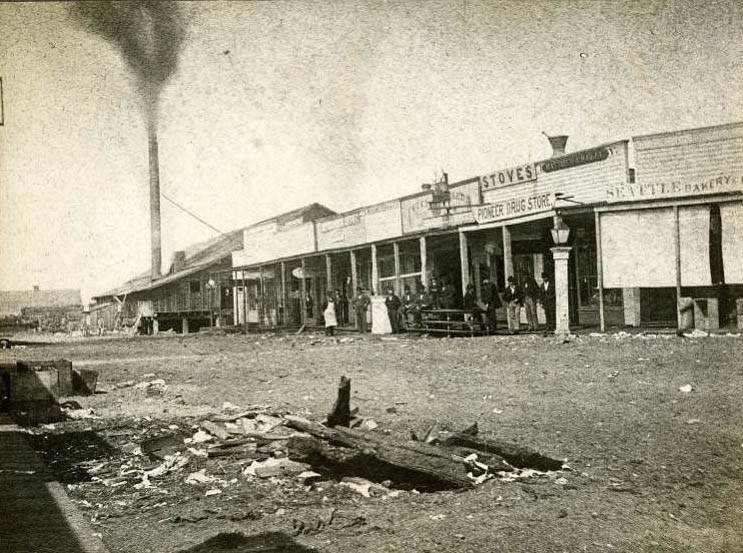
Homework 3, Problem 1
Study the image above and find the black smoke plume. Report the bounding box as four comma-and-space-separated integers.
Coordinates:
71, 2, 185, 279
71, 1, 185, 118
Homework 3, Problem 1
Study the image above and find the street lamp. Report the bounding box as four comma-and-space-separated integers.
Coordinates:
550, 213, 571, 245
550, 213, 572, 337
206, 277, 216, 327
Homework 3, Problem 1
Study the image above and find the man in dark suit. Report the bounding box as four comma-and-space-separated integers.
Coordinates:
503, 276, 524, 334
539, 272, 556, 331
481, 277, 502, 332
522, 274, 540, 331
400, 285, 416, 328
384, 287, 402, 333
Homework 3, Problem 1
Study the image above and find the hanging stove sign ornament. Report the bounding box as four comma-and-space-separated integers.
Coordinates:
292, 267, 319, 279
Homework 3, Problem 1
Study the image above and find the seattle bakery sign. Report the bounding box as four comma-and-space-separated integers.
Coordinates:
606, 173, 743, 203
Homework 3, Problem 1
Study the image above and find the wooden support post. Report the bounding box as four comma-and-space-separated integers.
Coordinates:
674, 205, 682, 330
300, 259, 308, 326
502, 225, 513, 281
325, 254, 332, 293
595, 211, 606, 332
280, 261, 288, 327
350, 250, 358, 325
420, 236, 427, 289
393, 242, 401, 295
371, 244, 379, 295
243, 273, 248, 329
350, 250, 358, 291
459, 231, 470, 298
259, 265, 265, 329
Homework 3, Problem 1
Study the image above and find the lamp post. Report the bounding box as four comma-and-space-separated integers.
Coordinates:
206, 277, 216, 327
550, 213, 572, 337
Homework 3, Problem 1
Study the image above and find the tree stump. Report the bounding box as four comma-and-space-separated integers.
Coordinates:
326, 376, 351, 428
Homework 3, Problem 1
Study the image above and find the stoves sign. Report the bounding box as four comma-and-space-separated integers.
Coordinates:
540, 147, 609, 173
480, 162, 537, 190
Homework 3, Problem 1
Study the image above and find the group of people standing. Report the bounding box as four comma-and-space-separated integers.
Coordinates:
322, 287, 372, 336
501, 272, 556, 333
461, 272, 555, 333
319, 272, 557, 336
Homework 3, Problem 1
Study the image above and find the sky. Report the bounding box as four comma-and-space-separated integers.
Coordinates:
0, 0, 741, 302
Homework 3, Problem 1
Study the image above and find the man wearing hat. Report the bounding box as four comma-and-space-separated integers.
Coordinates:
503, 276, 524, 334
481, 276, 502, 332
352, 286, 371, 333
539, 272, 556, 331
384, 287, 402, 333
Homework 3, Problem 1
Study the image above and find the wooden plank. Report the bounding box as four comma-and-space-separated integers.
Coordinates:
284, 415, 486, 487
440, 432, 563, 471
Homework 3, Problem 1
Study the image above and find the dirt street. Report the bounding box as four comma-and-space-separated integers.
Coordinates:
3, 330, 742, 553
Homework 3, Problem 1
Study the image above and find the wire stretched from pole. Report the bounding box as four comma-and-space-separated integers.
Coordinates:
160, 191, 243, 247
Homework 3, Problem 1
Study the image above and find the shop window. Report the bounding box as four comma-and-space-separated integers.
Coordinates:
573, 228, 599, 307
401, 275, 422, 293
399, 245, 422, 275
221, 285, 233, 309
513, 254, 535, 285
378, 254, 395, 278
603, 289, 623, 307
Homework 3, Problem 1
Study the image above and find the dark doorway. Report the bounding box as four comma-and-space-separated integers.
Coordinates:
640, 288, 677, 325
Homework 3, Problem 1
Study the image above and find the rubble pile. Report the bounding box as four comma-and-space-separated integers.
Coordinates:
27, 376, 566, 533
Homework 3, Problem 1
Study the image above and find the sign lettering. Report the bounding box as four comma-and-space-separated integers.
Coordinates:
473, 193, 554, 224
606, 173, 743, 203
480, 163, 537, 190
541, 147, 609, 173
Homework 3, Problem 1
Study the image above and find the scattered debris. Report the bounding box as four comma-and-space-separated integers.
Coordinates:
186, 469, 215, 485
62, 407, 100, 420
135, 379, 167, 391
243, 457, 310, 479
201, 420, 231, 441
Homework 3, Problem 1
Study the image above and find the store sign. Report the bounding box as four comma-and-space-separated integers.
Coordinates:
402, 181, 479, 233
606, 173, 743, 203
364, 200, 402, 242
473, 192, 554, 224
479, 163, 537, 190
316, 212, 365, 249
540, 147, 609, 173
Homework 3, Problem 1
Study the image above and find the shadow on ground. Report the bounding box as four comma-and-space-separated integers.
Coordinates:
176, 531, 313, 553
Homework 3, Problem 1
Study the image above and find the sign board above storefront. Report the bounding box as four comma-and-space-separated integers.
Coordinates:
540, 147, 609, 173
613, 123, 743, 204
479, 163, 537, 190
473, 191, 555, 224
606, 173, 743, 203
401, 181, 479, 233
316, 212, 366, 250
364, 200, 402, 242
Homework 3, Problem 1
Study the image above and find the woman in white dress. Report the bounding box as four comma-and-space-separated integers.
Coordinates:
323, 292, 337, 336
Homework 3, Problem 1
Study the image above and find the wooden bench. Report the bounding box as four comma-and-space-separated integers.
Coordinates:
405, 308, 489, 337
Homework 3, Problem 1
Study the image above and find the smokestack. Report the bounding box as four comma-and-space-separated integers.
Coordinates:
543, 134, 569, 157
149, 119, 161, 279
71, 2, 185, 283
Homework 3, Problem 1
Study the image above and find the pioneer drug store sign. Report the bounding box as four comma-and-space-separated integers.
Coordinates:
473, 191, 554, 224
